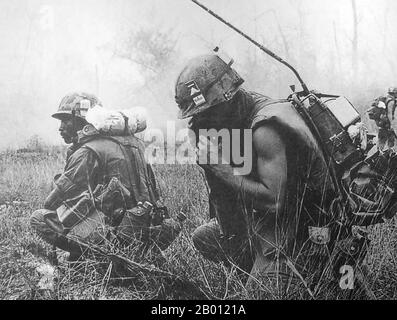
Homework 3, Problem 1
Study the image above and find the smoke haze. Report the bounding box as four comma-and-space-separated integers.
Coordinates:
1, 0, 396, 149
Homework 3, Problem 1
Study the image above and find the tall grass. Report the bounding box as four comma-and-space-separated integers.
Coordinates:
0, 150, 396, 300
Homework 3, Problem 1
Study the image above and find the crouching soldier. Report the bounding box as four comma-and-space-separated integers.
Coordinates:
30, 92, 182, 262
174, 54, 341, 297
173, 54, 397, 299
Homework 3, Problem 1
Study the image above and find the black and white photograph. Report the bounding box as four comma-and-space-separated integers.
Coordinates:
0, 0, 397, 304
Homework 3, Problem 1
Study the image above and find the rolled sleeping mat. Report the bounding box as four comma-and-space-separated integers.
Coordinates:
86, 105, 147, 136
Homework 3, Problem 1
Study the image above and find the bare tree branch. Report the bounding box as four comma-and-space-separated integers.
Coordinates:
351, 0, 359, 80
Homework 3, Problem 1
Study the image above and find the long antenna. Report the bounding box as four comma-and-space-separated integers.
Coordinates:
190, 0, 349, 219
190, 0, 310, 94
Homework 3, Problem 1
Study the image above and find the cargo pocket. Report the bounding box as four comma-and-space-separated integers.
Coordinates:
117, 205, 152, 245
67, 208, 107, 246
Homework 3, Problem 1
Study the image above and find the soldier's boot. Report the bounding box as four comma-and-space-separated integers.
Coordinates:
144, 216, 187, 266
149, 217, 184, 251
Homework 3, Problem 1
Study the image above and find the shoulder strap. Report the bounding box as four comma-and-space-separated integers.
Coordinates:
105, 136, 159, 204
248, 98, 289, 128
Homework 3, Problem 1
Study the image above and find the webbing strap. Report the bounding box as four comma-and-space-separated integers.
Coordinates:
106, 136, 158, 205
249, 98, 289, 128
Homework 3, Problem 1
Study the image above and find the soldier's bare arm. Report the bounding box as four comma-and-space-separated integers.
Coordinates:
200, 125, 287, 213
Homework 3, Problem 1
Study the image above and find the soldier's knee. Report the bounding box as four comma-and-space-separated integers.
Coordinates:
29, 209, 59, 244
192, 221, 219, 248
192, 221, 224, 261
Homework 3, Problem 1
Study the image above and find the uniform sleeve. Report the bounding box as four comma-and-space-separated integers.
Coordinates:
44, 147, 100, 210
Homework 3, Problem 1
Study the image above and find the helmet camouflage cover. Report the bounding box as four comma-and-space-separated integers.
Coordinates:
388, 87, 397, 95
175, 54, 244, 119
52, 92, 102, 120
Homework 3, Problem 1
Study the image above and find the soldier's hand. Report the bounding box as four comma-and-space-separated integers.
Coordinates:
196, 136, 222, 165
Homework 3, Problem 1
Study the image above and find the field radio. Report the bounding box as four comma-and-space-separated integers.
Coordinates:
290, 90, 364, 170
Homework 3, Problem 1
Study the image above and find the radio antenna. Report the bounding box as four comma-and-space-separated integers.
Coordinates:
190, 0, 310, 94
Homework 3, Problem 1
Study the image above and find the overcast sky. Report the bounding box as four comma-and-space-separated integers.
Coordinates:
0, 0, 396, 149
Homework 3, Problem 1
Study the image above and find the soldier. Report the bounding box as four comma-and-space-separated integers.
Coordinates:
387, 87, 397, 121
367, 90, 396, 151
30, 93, 180, 262
174, 54, 355, 298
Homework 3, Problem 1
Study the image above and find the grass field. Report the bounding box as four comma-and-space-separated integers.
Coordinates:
0, 149, 396, 300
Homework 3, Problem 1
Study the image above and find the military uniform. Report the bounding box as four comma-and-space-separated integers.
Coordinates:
30, 125, 168, 257
173, 54, 346, 297
387, 94, 397, 121
191, 89, 337, 294
367, 96, 395, 151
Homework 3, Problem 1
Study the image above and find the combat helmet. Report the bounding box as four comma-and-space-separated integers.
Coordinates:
52, 92, 102, 120
175, 53, 244, 119
388, 87, 397, 96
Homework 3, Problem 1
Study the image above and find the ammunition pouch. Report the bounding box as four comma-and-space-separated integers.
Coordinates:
117, 203, 153, 244
95, 177, 132, 217
116, 201, 182, 250
57, 177, 131, 231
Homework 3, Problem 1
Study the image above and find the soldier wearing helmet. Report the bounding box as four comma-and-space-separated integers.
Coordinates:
175, 54, 340, 297
387, 87, 397, 123
52, 92, 102, 144
30, 92, 178, 262
367, 88, 397, 151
